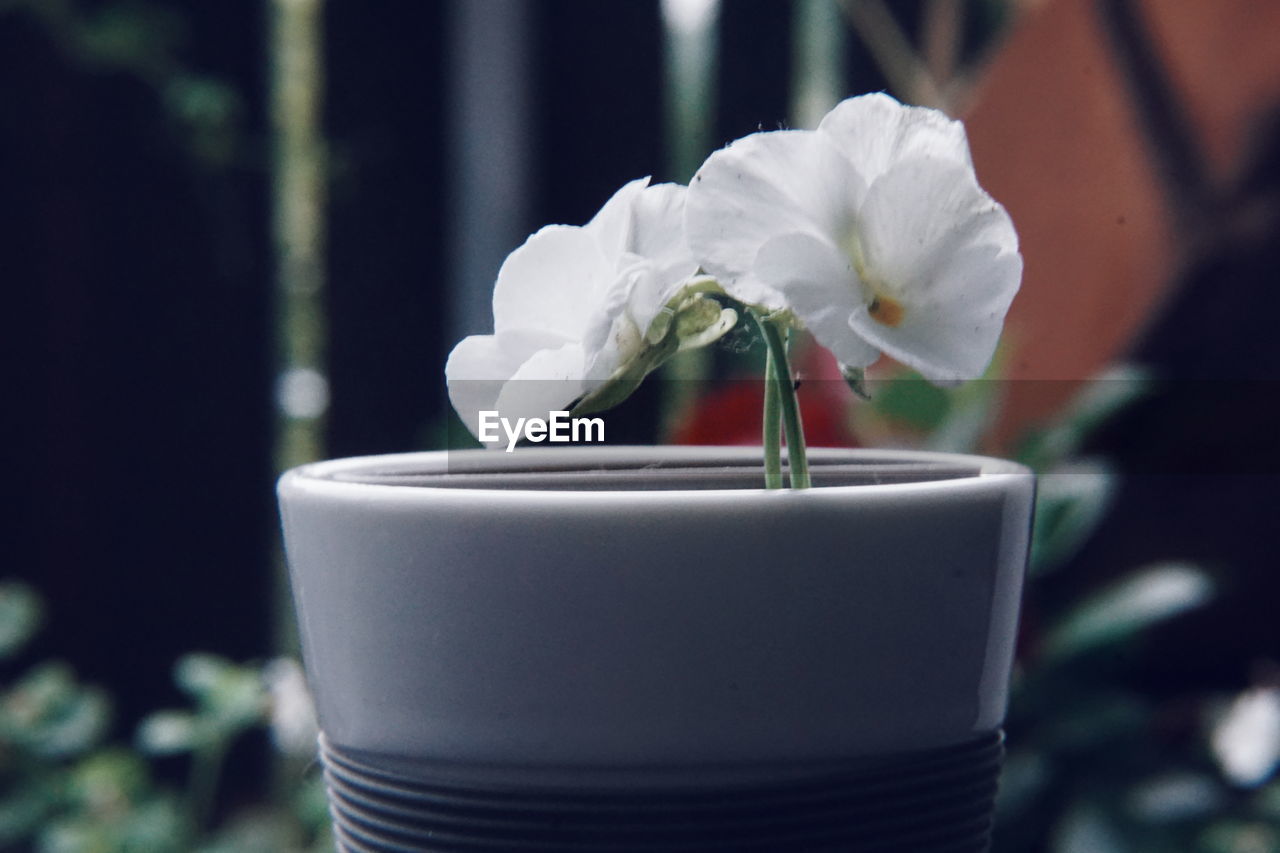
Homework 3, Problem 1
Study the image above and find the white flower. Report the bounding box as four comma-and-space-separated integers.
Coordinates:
685, 92, 1021, 384
447, 177, 735, 443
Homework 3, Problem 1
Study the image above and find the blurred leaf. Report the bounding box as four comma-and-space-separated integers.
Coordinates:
1042, 563, 1214, 661
195, 809, 304, 853
1126, 773, 1223, 823
163, 76, 239, 128
0, 582, 42, 659
1199, 821, 1280, 853
996, 749, 1052, 820
136, 711, 201, 755
1053, 803, 1130, 853
0, 585, 322, 851
923, 379, 1000, 454
116, 797, 186, 852
1256, 779, 1280, 818
1057, 364, 1153, 435
925, 350, 1006, 454
174, 653, 265, 736
39, 794, 184, 853
1040, 692, 1149, 753
76, 4, 183, 76
68, 750, 150, 812
162, 75, 243, 165
37, 819, 100, 853
6, 662, 76, 717
33, 689, 110, 759
208, 673, 266, 734
1, 664, 110, 758
1030, 460, 1117, 575
175, 654, 231, 701
1018, 365, 1153, 470
294, 772, 331, 834
869, 372, 951, 433
0, 780, 59, 845
855, 350, 1005, 452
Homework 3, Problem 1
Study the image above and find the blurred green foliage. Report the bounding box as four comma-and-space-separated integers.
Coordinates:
861, 368, 1280, 852
0, 0, 245, 167
0, 583, 329, 853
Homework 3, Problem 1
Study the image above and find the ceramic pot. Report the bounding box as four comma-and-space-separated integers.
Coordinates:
277, 446, 1034, 852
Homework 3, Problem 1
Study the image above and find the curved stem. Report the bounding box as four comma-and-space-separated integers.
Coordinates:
752, 311, 811, 490
761, 344, 783, 489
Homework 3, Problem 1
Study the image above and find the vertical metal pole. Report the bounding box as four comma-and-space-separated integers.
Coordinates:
268, 0, 328, 816
662, 0, 720, 183
446, 0, 532, 343
659, 0, 720, 438
269, 0, 327, 653
792, 0, 846, 129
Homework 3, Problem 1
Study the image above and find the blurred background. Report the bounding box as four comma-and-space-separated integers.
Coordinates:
2, 0, 1279, 850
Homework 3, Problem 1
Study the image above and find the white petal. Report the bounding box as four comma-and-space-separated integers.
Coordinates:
492, 225, 614, 338
494, 342, 588, 425
600, 184, 703, 346
578, 261, 641, 366
586, 314, 644, 382
583, 176, 651, 259
445, 335, 522, 440
686, 129, 864, 297
630, 182, 690, 266
847, 158, 1021, 383
582, 183, 701, 362
718, 273, 788, 313
616, 261, 669, 345
753, 232, 881, 369
446, 328, 576, 440
818, 92, 973, 182
857, 158, 1018, 294
857, 158, 1021, 310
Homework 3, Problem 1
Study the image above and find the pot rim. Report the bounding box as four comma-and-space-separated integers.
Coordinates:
280, 445, 1031, 503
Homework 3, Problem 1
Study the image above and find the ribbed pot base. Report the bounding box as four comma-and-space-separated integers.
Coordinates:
320, 731, 1004, 852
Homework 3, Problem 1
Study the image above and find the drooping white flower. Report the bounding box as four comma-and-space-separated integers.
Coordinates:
685, 92, 1022, 384
447, 178, 736, 443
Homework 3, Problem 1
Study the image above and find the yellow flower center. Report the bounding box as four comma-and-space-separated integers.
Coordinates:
842, 223, 906, 328
867, 294, 905, 327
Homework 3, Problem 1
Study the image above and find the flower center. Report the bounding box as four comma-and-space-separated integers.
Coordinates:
841, 222, 906, 328
867, 294, 905, 327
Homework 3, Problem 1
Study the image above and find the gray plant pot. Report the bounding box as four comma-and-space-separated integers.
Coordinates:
278, 446, 1034, 852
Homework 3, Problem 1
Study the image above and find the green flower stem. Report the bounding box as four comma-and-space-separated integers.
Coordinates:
752, 311, 811, 490
761, 344, 783, 489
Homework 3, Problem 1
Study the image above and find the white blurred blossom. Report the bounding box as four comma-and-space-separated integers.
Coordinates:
264, 657, 318, 757
1211, 686, 1280, 787
275, 367, 329, 419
